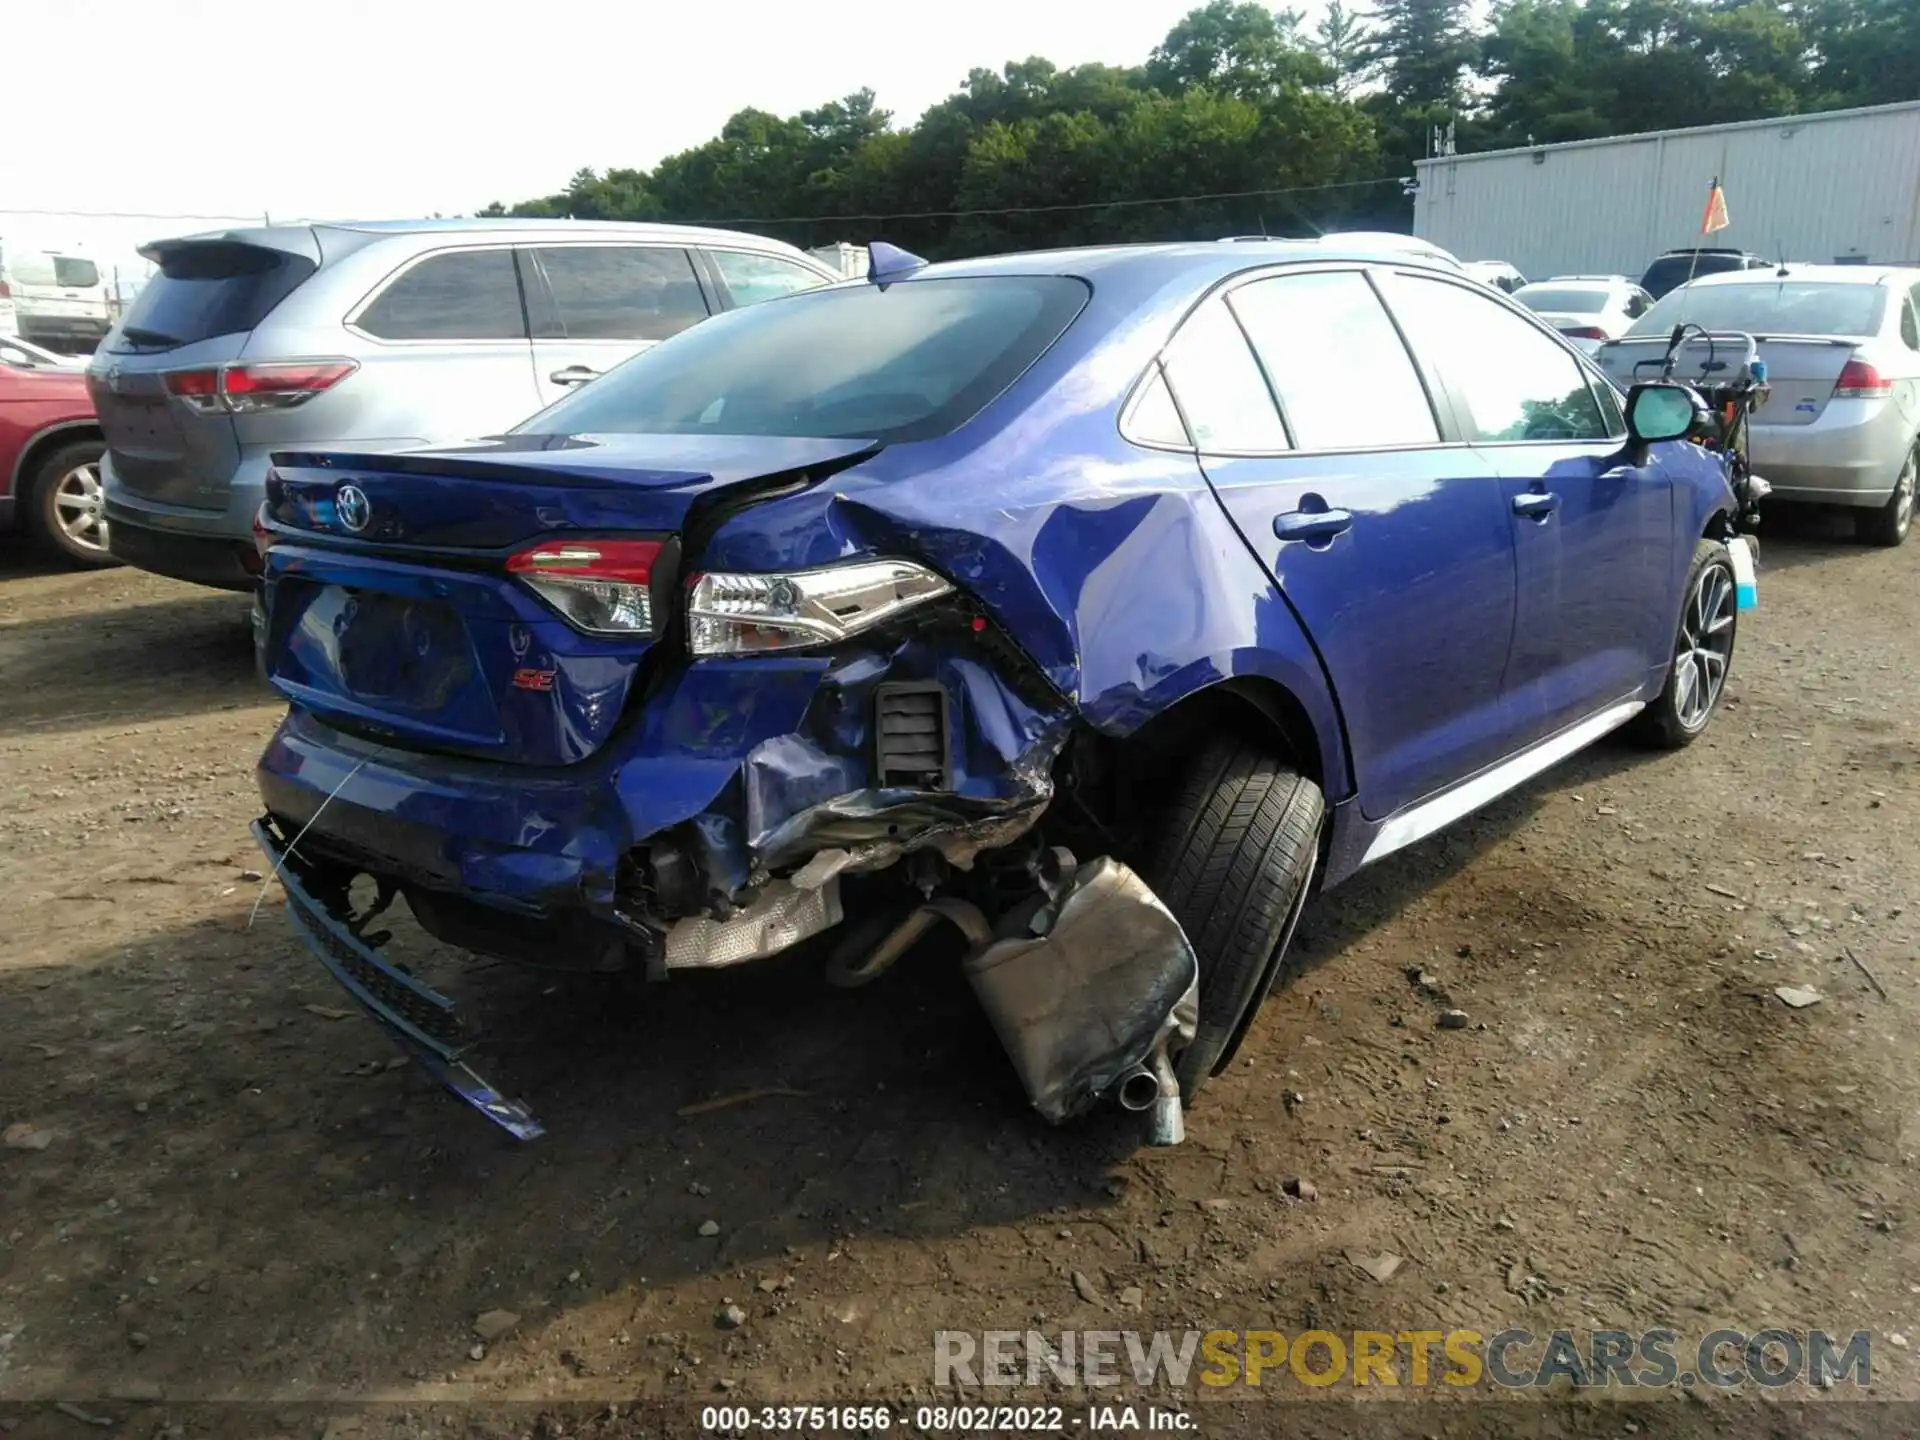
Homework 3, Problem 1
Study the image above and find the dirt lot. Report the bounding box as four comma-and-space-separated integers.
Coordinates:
0, 517, 1917, 1439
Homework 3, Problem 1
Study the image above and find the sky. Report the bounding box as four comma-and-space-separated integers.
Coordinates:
4, 0, 1224, 284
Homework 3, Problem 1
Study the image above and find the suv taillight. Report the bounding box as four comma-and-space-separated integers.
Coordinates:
162, 360, 357, 414
1834, 357, 1891, 399
0, 280, 10, 299
508, 539, 662, 636
224, 361, 357, 412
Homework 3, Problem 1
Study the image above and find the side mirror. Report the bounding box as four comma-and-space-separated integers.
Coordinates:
1621, 381, 1704, 466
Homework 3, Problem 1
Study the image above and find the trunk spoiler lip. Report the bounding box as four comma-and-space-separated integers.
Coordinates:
269, 434, 885, 490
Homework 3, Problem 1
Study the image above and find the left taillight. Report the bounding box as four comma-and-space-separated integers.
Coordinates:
162, 359, 357, 415
508, 539, 662, 636
1560, 325, 1608, 341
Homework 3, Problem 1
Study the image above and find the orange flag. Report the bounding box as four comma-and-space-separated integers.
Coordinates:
1701, 178, 1730, 235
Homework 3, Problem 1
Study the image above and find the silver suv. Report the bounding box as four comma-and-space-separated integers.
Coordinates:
91, 219, 839, 591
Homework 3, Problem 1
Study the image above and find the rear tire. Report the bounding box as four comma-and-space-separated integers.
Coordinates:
1143, 737, 1323, 1100
1626, 538, 1737, 750
23, 439, 118, 569
1855, 441, 1916, 547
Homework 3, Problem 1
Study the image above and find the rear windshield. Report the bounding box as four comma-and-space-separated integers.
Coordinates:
1628, 281, 1888, 339
1515, 286, 1607, 314
56, 257, 100, 288
111, 242, 318, 353
520, 275, 1090, 445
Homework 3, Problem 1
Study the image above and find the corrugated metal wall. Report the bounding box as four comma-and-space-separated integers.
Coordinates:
1413, 102, 1920, 281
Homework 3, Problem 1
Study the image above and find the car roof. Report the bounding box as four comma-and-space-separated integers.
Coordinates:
1686, 262, 1908, 287
149, 215, 821, 257
915, 239, 1465, 290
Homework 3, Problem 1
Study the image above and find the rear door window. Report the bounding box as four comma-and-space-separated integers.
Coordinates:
708, 250, 829, 307
1384, 274, 1609, 443
112, 242, 319, 352
531, 245, 708, 341
1160, 295, 1290, 452
1902, 286, 1920, 351
356, 248, 528, 341
1228, 270, 1439, 450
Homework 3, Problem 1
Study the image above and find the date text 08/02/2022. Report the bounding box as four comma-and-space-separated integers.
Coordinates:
699, 1404, 1194, 1432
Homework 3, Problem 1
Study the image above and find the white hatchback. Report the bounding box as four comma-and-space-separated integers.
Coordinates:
1513, 277, 1654, 353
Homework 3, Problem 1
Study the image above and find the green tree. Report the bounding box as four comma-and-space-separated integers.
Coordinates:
1313, 0, 1374, 97
1800, 0, 1919, 108
1366, 0, 1479, 111
1146, 2, 1333, 98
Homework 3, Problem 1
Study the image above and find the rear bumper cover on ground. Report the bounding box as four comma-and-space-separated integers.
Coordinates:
252, 817, 544, 1139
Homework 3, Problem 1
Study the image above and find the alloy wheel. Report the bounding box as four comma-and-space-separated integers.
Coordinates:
1672, 560, 1735, 731
51, 462, 109, 553
1894, 445, 1916, 541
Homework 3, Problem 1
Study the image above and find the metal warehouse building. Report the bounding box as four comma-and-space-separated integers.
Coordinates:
1413, 99, 1920, 282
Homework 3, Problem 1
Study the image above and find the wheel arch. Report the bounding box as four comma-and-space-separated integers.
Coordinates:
9, 421, 103, 514
1108, 673, 1333, 799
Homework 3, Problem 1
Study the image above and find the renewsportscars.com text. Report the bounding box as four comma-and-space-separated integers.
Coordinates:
934, 1327, 1872, 1390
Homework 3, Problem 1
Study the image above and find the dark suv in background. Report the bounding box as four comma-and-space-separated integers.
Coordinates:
1639, 247, 1774, 299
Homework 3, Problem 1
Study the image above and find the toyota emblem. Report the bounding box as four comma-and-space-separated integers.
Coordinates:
334, 484, 371, 534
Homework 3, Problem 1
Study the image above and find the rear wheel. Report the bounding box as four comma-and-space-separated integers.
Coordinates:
23, 440, 118, 569
1626, 538, 1736, 750
1143, 737, 1323, 1099
1855, 441, 1916, 547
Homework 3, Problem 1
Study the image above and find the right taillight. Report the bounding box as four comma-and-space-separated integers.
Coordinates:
508, 539, 662, 636
686, 559, 953, 657
0, 280, 11, 298
1834, 357, 1892, 399
223, 360, 357, 413
160, 359, 357, 414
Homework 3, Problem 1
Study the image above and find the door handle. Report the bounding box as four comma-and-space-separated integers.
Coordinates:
1273, 507, 1355, 544
549, 365, 600, 387
1512, 491, 1561, 520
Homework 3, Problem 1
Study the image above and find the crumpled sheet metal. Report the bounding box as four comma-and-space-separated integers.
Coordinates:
684, 636, 1071, 899
963, 857, 1200, 1126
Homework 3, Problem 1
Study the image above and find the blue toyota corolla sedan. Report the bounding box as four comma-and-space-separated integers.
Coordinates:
250, 238, 1747, 1142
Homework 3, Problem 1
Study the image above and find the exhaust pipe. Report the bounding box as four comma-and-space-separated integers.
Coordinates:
1116, 1066, 1159, 1112
1114, 1046, 1185, 1147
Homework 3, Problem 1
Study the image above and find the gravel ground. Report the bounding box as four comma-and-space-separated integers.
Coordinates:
0, 513, 1916, 1439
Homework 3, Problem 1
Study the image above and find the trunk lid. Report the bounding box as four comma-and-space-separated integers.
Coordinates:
260, 433, 876, 765
1592, 335, 1859, 427
91, 230, 323, 510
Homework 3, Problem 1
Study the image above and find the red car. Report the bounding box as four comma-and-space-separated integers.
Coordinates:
0, 340, 113, 566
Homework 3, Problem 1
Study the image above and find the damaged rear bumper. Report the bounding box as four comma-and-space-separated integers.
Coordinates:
255, 624, 1070, 972
252, 817, 544, 1140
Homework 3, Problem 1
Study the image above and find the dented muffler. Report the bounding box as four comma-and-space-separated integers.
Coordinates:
963, 857, 1198, 1145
